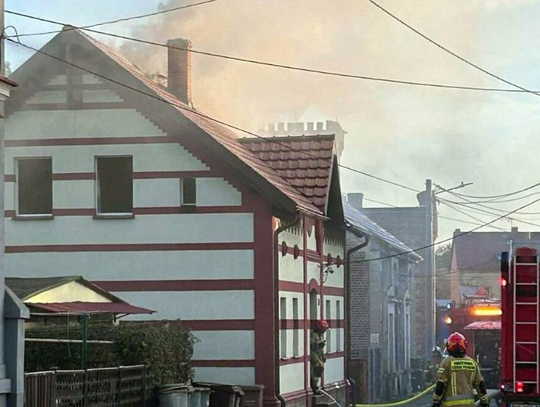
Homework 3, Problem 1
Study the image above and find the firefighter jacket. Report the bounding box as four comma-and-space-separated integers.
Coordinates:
433, 355, 487, 407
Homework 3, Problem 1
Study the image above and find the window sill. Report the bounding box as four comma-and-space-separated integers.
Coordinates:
12, 214, 54, 221
93, 213, 135, 220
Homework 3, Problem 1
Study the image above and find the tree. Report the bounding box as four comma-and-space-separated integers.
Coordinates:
436, 243, 452, 271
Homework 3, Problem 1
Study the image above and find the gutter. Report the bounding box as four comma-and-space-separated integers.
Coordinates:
274, 214, 300, 407
345, 227, 370, 407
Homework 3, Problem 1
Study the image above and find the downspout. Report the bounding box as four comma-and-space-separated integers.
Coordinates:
274, 213, 300, 407
346, 227, 370, 407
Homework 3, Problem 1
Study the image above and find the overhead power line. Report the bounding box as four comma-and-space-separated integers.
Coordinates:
448, 182, 540, 200
7, 38, 421, 196
363, 196, 504, 230
6, 10, 539, 95
10, 0, 222, 38
349, 196, 540, 264
366, 0, 540, 98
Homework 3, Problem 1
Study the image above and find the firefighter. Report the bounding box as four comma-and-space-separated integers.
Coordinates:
432, 332, 489, 407
310, 319, 329, 394
426, 346, 444, 384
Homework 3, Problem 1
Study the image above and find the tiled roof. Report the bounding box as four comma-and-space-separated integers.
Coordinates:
239, 135, 335, 210
76, 29, 322, 217
344, 201, 422, 261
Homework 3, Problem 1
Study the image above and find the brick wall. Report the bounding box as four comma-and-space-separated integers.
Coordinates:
347, 232, 370, 359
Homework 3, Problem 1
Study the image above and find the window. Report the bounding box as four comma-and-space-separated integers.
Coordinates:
17, 158, 52, 216
181, 177, 196, 206
292, 297, 300, 357
336, 300, 341, 352
388, 312, 395, 371
326, 299, 332, 353
96, 157, 133, 214
280, 297, 287, 358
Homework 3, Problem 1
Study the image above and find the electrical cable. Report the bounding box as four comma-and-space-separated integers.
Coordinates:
362, 196, 504, 230
449, 191, 540, 205
6, 37, 422, 195
366, 0, 540, 98
10, 0, 222, 38
347, 196, 540, 264
436, 182, 540, 201
5, 10, 537, 95
437, 200, 506, 231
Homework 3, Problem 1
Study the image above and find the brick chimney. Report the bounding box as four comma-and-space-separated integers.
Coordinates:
348, 193, 364, 210
167, 38, 192, 106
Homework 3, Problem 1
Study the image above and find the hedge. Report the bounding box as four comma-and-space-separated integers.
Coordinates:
25, 321, 198, 386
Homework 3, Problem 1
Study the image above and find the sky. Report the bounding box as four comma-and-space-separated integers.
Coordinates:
6, 0, 540, 242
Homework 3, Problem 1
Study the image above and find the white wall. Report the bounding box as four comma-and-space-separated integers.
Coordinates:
280, 363, 305, 394
5, 250, 254, 280
118, 290, 254, 321
324, 357, 344, 385
6, 214, 254, 245
194, 367, 254, 385
192, 331, 255, 360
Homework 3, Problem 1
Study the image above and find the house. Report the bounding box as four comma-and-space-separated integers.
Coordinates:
448, 227, 540, 304
6, 276, 154, 327
0, 56, 29, 407
4, 27, 346, 407
344, 200, 422, 403
348, 182, 437, 363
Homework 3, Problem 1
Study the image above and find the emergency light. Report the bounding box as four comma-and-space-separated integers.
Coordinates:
470, 306, 502, 316
516, 381, 524, 393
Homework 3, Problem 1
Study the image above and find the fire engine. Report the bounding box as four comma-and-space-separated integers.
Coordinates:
500, 247, 540, 404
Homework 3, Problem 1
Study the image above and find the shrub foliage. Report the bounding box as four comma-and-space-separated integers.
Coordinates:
25, 321, 197, 386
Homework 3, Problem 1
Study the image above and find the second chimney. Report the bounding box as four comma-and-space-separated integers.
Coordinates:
167, 38, 192, 106
348, 193, 364, 210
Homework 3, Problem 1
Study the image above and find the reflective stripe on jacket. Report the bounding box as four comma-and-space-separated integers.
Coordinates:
433, 356, 483, 407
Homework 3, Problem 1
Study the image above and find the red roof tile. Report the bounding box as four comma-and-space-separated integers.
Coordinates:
76, 30, 322, 217
239, 135, 336, 211
30, 302, 155, 315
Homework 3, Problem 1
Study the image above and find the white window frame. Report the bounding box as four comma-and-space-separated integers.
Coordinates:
15, 157, 53, 218
336, 300, 342, 352
280, 297, 288, 358
325, 299, 332, 354
292, 297, 300, 357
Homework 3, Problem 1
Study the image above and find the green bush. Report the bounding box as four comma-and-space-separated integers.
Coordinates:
25, 321, 198, 386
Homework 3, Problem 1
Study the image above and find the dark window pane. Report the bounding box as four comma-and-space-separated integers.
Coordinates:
18, 158, 52, 215
182, 178, 196, 205
97, 157, 133, 214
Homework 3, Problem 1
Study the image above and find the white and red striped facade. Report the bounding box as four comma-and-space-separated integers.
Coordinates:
4, 29, 346, 407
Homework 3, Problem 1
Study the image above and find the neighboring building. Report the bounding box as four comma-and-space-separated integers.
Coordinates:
6, 276, 154, 327
5, 27, 346, 407
347, 182, 437, 363
261, 121, 347, 160
449, 227, 540, 304
344, 201, 422, 403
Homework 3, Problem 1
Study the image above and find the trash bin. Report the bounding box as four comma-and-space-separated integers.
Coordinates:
159, 384, 193, 407
239, 385, 264, 407
194, 383, 244, 407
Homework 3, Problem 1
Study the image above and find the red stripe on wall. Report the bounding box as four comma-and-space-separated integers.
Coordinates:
5, 136, 179, 147
179, 320, 255, 331
279, 280, 344, 297
5, 206, 251, 218
5, 170, 216, 182
94, 279, 254, 292
5, 242, 254, 253
191, 360, 255, 368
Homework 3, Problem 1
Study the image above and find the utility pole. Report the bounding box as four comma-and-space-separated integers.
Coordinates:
426, 179, 436, 358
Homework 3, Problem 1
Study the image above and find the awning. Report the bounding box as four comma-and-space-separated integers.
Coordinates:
464, 321, 501, 330
29, 302, 155, 315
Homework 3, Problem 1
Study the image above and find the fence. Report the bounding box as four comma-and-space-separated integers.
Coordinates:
25, 365, 152, 407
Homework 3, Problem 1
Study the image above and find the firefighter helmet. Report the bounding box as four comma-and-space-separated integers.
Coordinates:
317, 319, 330, 332
446, 332, 467, 353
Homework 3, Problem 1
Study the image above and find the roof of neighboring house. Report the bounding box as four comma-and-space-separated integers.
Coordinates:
74, 29, 324, 218
6, 276, 154, 315
239, 135, 335, 210
6, 276, 92, 301
344, 201, 422, 261
29, 302, 154, 315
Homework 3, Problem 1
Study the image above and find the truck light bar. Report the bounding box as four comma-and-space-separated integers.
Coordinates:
471, 306, 502, 316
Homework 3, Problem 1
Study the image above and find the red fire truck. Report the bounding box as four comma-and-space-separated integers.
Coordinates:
500, 247, 540, 404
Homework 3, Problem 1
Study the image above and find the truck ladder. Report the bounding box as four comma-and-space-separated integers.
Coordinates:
513, 256, 540, 392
